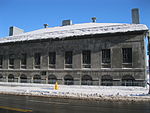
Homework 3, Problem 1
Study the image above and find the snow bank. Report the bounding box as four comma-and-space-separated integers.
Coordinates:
0, 23, 148, 44
0, 82, 149, 102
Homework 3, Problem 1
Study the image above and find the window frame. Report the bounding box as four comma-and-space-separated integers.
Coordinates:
9, 54, 15, 69
20, 53, 27, 69
34, 53, 41, 69
0, 55, 3, 69
122, 48, 132, 68
65, 51, 73, 68
101, 49, 111, 68
82, 50, 91, 68
49, 52, 56, 69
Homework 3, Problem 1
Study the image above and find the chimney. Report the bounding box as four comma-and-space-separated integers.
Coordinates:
62, 20, 72, 26
132, 8, 140, 24
9, 26, 24, 36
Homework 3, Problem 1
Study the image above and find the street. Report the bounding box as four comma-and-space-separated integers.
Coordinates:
0, 94, 150, 113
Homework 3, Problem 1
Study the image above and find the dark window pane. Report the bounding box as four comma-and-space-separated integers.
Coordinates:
0, 55, 3, 68
21, 53, 27, 69
34, 53, 41, 65
82, 50, 91, 64
21, 53, 27, 65
122, 48, 132, 63
49, 52, 56, 64
9, 54, 14, 65
102, 49, 111, 63
65, 51, 72, 64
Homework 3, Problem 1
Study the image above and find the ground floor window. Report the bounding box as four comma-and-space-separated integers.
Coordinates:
81, 75, 93, 85
33, 75, 41, 83
20, 74, 27, 83
8, 74, 15, 82
48, 75, 57, 84
0, 74, 3, 82
64, 75, 74, 85
101, 75, 113, 86
122, 75, 135, 86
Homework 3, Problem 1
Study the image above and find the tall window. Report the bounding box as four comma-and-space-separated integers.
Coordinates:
34, 53, 41, 69
21, 53, 27, 69
102, 49, 111, 68
49, 52, 56, 68
122, 48, 132, 68
9, 54, 15, 69
65, 51, 73, 68
0, 55, 3, 68
82, 50, 91, 68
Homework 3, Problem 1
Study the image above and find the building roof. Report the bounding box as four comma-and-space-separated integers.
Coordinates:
0, 23, 148, 44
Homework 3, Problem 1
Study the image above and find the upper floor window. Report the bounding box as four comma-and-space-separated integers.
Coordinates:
9, 54, 15, 69
49, 52, 56, 68
102, 49, 111, 68
0, 55, 3, 68
34, 53, 41, 69
21, 53, 27, 69
65, 51, 73, 68
102, 49, 111, 63
122, 48, 132, 68
82, 50, 91, 68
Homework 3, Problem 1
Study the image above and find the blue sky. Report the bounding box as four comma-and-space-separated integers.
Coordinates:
0, 0, 149, 37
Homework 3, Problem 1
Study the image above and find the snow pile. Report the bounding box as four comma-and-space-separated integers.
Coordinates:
0, 82, 149, 101
0, 23, 148, 44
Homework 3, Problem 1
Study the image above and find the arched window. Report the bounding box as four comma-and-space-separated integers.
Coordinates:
48, 75, 57, 84
8, 74, 15, 82
20, 74, 27, 83
81, 75, 92, 85
101, 75, 113, 86
33, 75, 41, 83
122, 75, 135, 86
0, 74, 3, 82
64, 75, 74, 85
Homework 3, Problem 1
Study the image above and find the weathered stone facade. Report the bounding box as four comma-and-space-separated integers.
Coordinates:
0, 30, 147, 86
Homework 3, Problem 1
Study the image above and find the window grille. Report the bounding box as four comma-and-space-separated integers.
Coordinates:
65, 51, 73, 68
0, 55, 3, 68
101, 49, 111, 68
49, 52, 56, 68
122, 48, 132, 68
34, 53, 41, 69
9, 54, 15, 69
82, 50, 91, 68
21, 53, 27, 69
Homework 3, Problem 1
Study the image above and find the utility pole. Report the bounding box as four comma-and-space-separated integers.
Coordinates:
148, 30, 150, 94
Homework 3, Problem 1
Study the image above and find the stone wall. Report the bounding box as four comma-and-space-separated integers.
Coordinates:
0, 32, 147, 86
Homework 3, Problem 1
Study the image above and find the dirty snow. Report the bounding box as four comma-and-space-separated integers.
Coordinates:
0, 82, 149, 101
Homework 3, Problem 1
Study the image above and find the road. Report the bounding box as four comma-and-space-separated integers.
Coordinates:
0, 94, 150, 113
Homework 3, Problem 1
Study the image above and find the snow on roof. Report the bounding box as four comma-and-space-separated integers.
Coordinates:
0, 23, 148, 44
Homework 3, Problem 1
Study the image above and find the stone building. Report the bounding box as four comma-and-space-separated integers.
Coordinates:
0, 22, 148, 86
